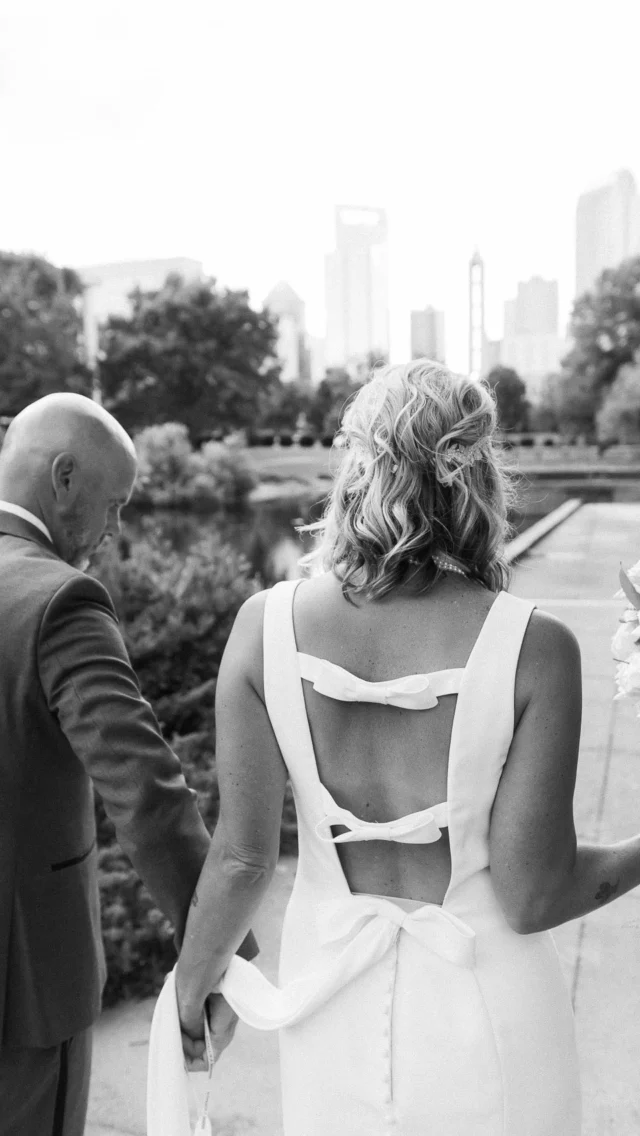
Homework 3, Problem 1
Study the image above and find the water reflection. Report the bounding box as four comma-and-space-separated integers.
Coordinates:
119, 479, 576, 590
121, 494, 327, 586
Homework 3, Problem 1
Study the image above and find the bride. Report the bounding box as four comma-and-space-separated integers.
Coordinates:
169, 360, 640, 1134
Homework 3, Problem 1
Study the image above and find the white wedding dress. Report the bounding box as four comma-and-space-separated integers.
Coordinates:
148, 578, 582, 1135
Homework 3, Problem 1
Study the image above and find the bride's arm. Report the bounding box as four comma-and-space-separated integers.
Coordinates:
175, 591, 288, 1029
490, 610, 640, 933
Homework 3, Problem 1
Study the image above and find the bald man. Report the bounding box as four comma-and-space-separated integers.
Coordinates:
0, 394, 256, 1136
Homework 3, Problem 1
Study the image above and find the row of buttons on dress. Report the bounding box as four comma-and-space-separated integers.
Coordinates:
382, 945, 397, 1130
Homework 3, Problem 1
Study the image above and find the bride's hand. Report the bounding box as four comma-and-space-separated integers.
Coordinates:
176, 981, 207, 1071
203, 992, 239, 1065
176, 977, 238, 1072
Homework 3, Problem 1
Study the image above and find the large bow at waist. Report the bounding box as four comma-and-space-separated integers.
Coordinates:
315, 785, 448, 844
298, 653, 463, 710
318, 895, 476, 968
217, 894, 476, 1032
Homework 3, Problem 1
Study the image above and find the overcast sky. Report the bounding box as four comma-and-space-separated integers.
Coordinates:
1, 0, 639, 372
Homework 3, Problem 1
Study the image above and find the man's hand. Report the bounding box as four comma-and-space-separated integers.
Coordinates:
177, 981, 239, 1072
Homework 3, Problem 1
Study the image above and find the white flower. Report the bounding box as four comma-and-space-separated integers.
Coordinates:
614, 559, 640, 601
612, 613, 640, 661
627, 559, 640, 588
614, 653, 640, 700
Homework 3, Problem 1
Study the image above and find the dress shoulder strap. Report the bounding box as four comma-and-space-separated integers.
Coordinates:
445, 590, 536, 895
262, 579, 318, 788
466, 591, 535, 684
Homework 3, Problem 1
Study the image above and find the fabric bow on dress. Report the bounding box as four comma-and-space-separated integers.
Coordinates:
211, 891, 476, 1033
297, 653, 463, 711
315, 784, 448, 844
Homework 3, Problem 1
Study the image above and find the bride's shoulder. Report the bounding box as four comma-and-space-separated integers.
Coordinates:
231, 588, 269, 643
522, 607, 580, 659
514, 608, 581, 716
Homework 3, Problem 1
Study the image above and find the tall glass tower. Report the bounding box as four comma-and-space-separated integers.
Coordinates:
325, 206, 389, 369
468, 251, 486, 380
575, 169, 640, 298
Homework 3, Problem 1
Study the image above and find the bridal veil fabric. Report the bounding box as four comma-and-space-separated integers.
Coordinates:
147, 580, 581, 1135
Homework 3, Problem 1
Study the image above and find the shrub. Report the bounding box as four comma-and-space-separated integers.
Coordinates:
321, 435, 334, 448
93, 528, 298, 1003
100, 844, 176, 1007
298, 434, 316, 447
278, 433, 293, 446
189, 443, 256, 509
131, 422, 256, 509
133, 423, 193, 503
247, 430, 275, 447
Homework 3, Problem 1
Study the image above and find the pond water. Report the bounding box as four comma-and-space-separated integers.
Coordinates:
120, 475, 593, 587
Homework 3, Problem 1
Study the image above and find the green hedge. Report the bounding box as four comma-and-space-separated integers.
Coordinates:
93, 525, 297, 1006
131, 422, 257, 509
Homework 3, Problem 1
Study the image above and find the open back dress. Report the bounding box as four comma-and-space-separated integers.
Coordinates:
158, 578, 582, 1135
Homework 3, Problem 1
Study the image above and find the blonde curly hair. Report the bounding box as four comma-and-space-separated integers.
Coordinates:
298, 359, 518, 603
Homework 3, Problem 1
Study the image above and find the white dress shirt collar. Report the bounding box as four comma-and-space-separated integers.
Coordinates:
0, 500, 53, 544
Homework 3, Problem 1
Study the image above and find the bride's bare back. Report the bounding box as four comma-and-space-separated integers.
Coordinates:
288, 570, 499, 904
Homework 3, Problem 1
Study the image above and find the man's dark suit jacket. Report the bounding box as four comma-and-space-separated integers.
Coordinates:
0, 511, 216, 1049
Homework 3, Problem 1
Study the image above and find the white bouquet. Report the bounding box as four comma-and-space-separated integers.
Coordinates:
613, 560, 640, 709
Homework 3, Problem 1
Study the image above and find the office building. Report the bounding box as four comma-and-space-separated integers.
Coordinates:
78, 257, 203, 374
501, 275, 564, 401
307, 335, 326, 385
264, 282, 310, 384
79, 257, 203, 326
484, 339, 502, 373
508, 277, 558, 336
575, 169, 640, 297
468, 251, 486, 379
325, 206, 389, 368
500, 335, 568, 403
410, 306, 445, 362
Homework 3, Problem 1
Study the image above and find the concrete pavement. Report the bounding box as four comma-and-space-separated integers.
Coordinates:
87, 503, 640, 1135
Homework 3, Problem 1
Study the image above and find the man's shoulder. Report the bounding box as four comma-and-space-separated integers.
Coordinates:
0, 539, 113, 619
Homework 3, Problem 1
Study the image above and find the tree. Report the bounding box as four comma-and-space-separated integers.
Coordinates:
485, 366, 529, 432
99, 275, 281, 439
527, 374, 560, 433
306, 368, 363, 435
553, 371, 600, 440
565, 256, 640, 399
257, 379, 313, 432
0, 252, 91, 412
596, 356, 640, 444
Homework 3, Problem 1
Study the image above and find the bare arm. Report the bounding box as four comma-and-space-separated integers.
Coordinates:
175, 590, 288, 1018
490, 610, 640, 933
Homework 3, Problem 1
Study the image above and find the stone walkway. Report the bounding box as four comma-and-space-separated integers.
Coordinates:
87, 503, 640, 1135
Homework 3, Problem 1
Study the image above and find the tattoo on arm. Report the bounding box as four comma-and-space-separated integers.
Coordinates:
594, 880, 619, 904
191, 888, 199, 908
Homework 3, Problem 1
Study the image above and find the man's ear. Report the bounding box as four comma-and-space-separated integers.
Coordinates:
51, 452, 77, 501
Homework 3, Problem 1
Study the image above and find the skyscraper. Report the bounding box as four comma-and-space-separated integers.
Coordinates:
325, 206, 389, 369
410, 306, 445, 362
504, 277, 559, 338
264, 282, 310, 384
79, 257, 203, 325
468, 251, 486, 379
79, 257, 204, 393
575, 169, 640, 297
501, 276, 565, 403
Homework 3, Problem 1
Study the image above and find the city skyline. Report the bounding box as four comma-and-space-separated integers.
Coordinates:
1, 2, 640, 374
